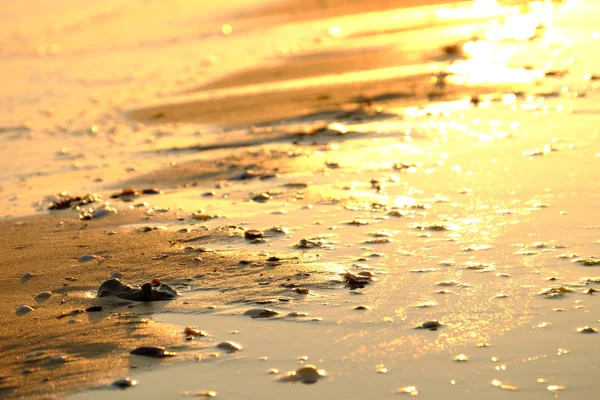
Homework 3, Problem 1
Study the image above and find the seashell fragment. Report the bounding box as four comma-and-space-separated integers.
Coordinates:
16, 305, 34, 316
216, 341, 242, 352
577, 326, 597, 333
396, 386, 418, 395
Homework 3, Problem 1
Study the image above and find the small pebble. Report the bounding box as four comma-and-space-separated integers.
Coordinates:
184, 327, 207, 336
112, 378, 137, 389
130, 347, 176, 358
252, 193, 270, 202
244, 230, 263, 240
416, 320, 442, 330
285, 365, 326, 384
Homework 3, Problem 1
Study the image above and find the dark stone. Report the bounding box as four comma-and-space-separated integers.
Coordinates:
130, 347, 176, 358
244, 230, 263, 240
97, 279, 177, 302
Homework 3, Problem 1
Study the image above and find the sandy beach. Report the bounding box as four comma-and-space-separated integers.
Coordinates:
1, 0, 600, 399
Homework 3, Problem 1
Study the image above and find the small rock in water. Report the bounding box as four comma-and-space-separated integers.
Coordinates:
547, 384, 567, 392
287, 311, 309, 317
342, 272, 373, 289
130, 347, 176, 358
21, 272, 33, 283
416, 320, 442, 330
216, 341, 243, 352
16, 305, 34, 316
396, 386, 419, 395
189, 391, 217, 397
184, 327, 207, 336
577, 326, 597, 333
252, 193, 271, 203
244, 309, 280, 319
284, 365, 326, 384
244, 230, 263, 240
491, 380, 517, 391
112, 378, 137, 389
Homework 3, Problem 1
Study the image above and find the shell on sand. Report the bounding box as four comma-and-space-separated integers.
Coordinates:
16, 305, 35, 316
216, 341, 243, 352
78, 254, 98, 262
21, 272, 33, 283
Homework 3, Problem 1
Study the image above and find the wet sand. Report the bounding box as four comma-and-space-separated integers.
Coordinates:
2, 0, 600, 399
